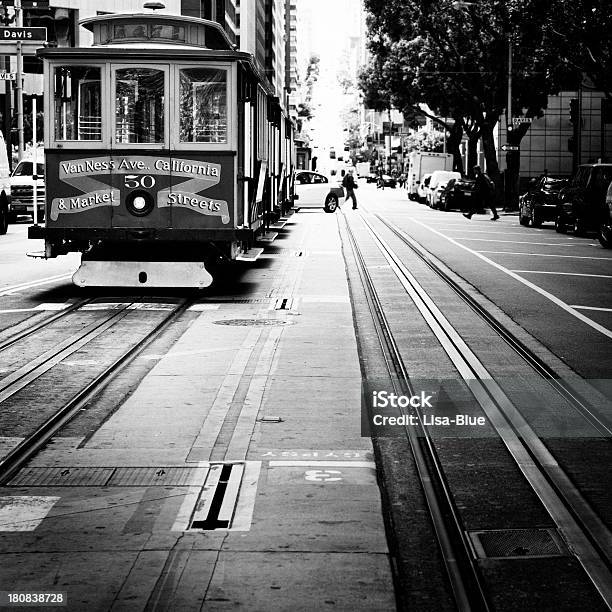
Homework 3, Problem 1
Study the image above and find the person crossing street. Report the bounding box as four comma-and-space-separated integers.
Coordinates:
343, 168, 358, 209
463, 165, 499, 221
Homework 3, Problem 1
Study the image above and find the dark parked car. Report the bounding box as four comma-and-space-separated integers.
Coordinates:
377, 174, 397, 188
519, 176, 569, 227
556, 163, 612, 236
438, 177, 476, 211
600, 182, 612, 248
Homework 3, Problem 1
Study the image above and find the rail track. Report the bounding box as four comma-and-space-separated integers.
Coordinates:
0, 294, 200, 485
341, 208, 612, 610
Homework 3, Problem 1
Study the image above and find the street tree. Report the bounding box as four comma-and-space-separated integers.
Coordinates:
362, 0, 573, 204
546, 0, 612, 99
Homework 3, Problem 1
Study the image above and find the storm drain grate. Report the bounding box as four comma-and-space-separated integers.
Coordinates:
189, 463, 244, 530
468, 529, 568, 559
213, 318, 293, 326
7, 467, 207, 487
9, 467, 115, 487
109, 467, 207, 487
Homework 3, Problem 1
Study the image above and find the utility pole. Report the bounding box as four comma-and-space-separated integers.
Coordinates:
0, 4, 14, 170
15, 0, 23, 161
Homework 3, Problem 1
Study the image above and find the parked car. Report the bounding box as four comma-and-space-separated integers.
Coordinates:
10, 158, 45, 222
0, 132, 10, 234
519, 176, 569, 227
601, 182, 612, 248
437, 177, 477, 212
377, 173, 396, 188
293, 170, 344, 213
366, 172, 377, 183
555, 163, 612, 236
417, 173, 432, 202
428, 170, 462, 208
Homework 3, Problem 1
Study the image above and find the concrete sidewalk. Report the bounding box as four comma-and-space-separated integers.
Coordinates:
0, 210, 395, 611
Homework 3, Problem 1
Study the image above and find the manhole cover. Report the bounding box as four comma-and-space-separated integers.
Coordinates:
213, 319, 293, 326
468, 529, 568, 559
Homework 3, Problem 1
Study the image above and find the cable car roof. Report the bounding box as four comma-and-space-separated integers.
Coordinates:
79, 10, 234, 51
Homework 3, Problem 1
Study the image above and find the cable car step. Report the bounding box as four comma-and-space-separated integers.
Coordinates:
258, 231, 278, 243
236, 247, 264, 261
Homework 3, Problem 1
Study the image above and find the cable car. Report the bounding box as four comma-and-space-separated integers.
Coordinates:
29, 4, 294, 287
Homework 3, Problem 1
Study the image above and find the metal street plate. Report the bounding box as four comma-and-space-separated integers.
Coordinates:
0, 72, 15, 80
0, 27, 47, 42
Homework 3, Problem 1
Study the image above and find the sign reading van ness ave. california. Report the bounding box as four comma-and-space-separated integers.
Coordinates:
49, 155, 230, 224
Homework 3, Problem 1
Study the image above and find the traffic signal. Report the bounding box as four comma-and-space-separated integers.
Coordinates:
569, 98, 579, 125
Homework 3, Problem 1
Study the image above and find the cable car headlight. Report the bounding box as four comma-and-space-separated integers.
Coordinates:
126, 190, 155, 216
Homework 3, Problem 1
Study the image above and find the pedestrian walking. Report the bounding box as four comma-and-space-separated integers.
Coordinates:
463, 165, 499, 220
376, 168, 385, 190
342, 168, 358, 209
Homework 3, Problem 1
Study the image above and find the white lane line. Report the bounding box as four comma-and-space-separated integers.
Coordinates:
455, 237, 579, 247
441, 229, 550, 236
412, 219, 612, 339
478, 250, 612, 260
0, 273, 72, 296
0, 302, 71, 314
269, 460, 376, 468
571, 305, 612, 312
512, 270, 612, 279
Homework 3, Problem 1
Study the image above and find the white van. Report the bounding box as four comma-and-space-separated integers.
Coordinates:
426, 170, 462, 208
9, 157, 45, 223
0, 132, 11, 234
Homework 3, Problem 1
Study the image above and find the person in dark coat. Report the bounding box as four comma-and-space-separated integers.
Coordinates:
463, 165, 499, 220
342, 169, 358, 209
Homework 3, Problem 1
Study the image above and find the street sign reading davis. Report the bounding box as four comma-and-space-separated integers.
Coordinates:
0, 27, 47, 55
0, 27, 47, 42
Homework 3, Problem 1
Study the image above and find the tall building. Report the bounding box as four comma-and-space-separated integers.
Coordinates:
237, 0, 286, 104
180, 0, 238, 44
285, 0, 298, 120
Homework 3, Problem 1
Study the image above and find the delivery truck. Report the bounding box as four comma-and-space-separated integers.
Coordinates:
406, 151, 453, 201
355, 162, 371, 179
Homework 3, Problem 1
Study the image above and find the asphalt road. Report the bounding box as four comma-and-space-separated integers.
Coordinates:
0, 219, 80, 292
356, 182, 612, 381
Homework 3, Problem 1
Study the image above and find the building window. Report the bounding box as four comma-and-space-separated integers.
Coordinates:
54, 66, 102, 141
179, 67, 227, 143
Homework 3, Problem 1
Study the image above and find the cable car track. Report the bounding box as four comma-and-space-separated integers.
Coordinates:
342, 213, 490, 611
341, 209, 612, 610
0, 294, 200, 485
0, 297, 94, 353
374, 212, 612, 439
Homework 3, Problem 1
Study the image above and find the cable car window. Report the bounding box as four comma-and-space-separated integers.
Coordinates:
53, 66, 102, 141
179, 68, 227, 143
113, 23, 185, 42
115, 68, 164, 144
